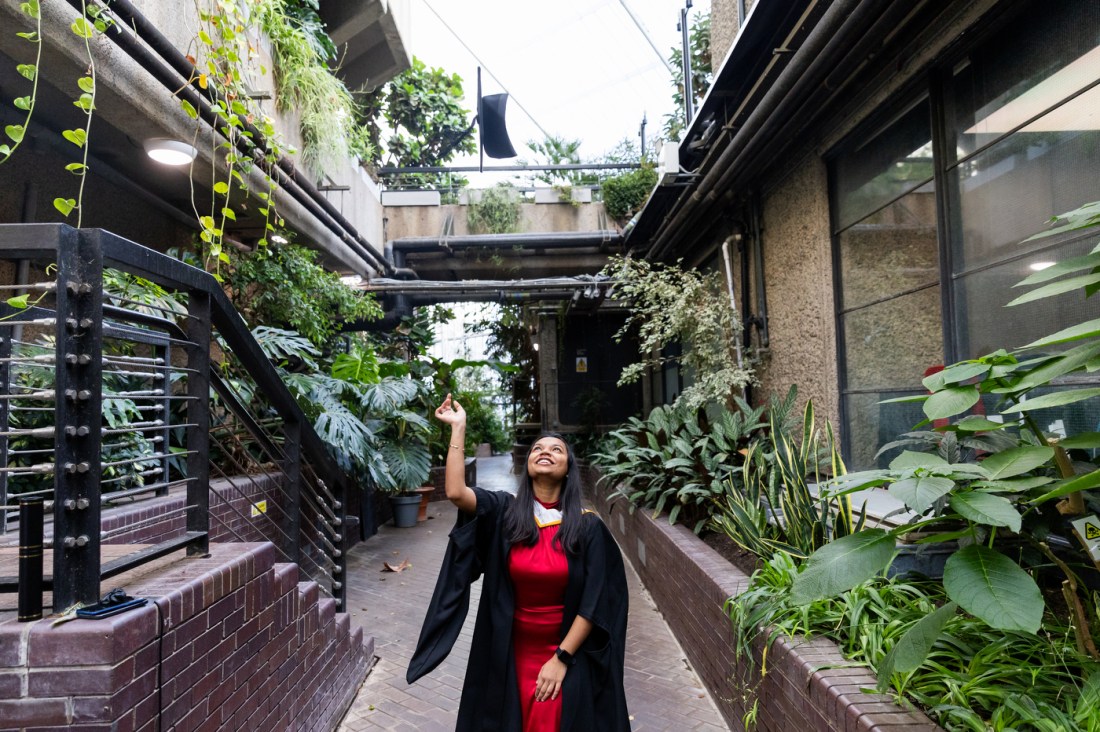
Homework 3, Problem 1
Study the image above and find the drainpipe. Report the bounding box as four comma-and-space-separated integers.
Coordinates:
68, 0, 394, 277
720, 236, 745, 374
749, 193, 769, 348
646, 0, 876, 261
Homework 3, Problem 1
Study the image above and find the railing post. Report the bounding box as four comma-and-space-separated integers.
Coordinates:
156, 341, 171, 496
18, 496, 43, 621
333, 474, 348, 612
282, 420, 301, 564
185, 290, 211, 555
0, 331, 10, 535
53, 227, 104, 612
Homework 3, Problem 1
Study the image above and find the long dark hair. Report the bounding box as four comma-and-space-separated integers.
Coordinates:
504, 432, 585, 556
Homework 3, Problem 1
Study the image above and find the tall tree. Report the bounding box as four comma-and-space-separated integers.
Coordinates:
361, 57, 477, 170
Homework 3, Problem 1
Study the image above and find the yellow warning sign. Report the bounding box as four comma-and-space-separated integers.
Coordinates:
250, 500, 268, 518
575, 357, 588, 373
1071, 515, 1100, 564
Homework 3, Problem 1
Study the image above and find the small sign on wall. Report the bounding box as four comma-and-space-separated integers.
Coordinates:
576, 349, 588, 373
250, 500, 268, 518
1070, 514, 1100, 564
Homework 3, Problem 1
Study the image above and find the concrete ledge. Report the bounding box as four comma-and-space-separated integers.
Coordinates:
583, 469, 942, 731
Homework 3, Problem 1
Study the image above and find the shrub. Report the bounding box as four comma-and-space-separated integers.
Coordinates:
602, 167, 658, 222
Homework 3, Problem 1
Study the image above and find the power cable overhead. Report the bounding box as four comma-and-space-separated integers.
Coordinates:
617, 0, 674, 73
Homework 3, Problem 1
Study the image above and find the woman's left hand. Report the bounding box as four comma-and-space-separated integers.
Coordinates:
534, 656, 567, 702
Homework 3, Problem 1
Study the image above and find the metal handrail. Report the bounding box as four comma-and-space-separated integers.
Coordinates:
0, 224, 356, 613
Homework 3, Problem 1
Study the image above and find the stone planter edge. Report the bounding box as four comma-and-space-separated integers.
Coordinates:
581, 466, 942, 732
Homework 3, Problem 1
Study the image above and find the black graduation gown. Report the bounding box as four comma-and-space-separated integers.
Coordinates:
406, 486, 631, 731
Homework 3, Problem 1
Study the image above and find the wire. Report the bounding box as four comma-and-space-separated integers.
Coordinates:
418, 0, 553, 140
617, 0, 674, 73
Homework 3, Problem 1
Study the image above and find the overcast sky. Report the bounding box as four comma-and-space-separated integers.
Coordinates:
404, 0, 711, 185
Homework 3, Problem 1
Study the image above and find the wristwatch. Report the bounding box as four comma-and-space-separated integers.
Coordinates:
554, 646, 576, 666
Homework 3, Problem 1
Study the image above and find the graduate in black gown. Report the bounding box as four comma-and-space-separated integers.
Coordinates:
407, 394, 630, 732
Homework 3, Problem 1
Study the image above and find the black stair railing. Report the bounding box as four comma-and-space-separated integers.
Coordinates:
0, 224, 361, 613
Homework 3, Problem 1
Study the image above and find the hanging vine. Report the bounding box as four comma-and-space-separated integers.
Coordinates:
1, 1, 42, 165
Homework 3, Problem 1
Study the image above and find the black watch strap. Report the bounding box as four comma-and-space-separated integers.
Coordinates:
555, 646, 576, 666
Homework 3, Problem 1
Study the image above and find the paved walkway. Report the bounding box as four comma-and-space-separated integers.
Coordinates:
337, 455, 730, 731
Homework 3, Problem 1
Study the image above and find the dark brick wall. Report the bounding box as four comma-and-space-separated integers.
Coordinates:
0, 542, 369, 731
584, 470, 941, 732
99, 474, 286, 546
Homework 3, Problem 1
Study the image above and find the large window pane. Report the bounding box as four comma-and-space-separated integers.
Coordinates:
954, 237, 1100, 360
837, 185, 938, 311
948, 0, 1100, 271
845, 392, 928, 470
949, 90, 1100, 271
842, 287, 943, 392
832, 98, 933, 232
951, 1, 1100, 163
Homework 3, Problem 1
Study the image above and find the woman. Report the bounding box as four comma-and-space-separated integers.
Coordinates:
406, 394, 630, 732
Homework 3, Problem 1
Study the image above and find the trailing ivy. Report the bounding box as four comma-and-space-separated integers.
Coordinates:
601, 255, 754, 410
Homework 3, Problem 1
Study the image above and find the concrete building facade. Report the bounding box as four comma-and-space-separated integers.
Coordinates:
631, 0, 1100, 468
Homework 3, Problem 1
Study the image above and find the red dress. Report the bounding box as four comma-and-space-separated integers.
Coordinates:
509, 500, 569, 732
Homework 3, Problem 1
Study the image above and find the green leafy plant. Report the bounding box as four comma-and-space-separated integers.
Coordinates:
729, 553, 1100, 731
225, 242, 381, 351
790, 201, 1100, 651
1, 0, 42, 164
601, 255, 754, 411
593, 397, 768, 532
362, 56, 477, 174
467, 183, 522, 234
254, 0, 371, 172
602, 166, 658, 223
710, 387, 863, 559
468, 304, 540, 426
664, 11, 712, 142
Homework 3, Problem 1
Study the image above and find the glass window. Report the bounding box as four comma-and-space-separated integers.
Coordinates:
837, 185, 938, 311
832, 98, 933, 232
842, 287, 944, 392
831, 0, 1100, 469
954, 237, 1100, 360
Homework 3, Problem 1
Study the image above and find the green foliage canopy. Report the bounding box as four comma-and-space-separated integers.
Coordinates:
226, 243, 381, 351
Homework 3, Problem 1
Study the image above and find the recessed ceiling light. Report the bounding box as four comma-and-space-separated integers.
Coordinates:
143, 138, 197, 166
1029, 261, 1056, 271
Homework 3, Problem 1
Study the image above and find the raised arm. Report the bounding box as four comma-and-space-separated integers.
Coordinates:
434, 393, 477, 514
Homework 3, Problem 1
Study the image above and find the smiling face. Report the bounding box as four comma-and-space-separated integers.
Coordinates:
526, 436, 569, 483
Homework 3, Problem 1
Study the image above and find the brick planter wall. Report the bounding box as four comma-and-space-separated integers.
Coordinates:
0, 542, 369, 731
99, 474, 286, 546
583, 472, 941, 732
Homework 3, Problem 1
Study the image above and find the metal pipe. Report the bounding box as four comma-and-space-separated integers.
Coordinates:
18, 496, 44, 622
66, 0, 394, 276
750, 193, 769, 348
720, 238, 745, 373
376, 163, 640, 175
645, 0, 874, 260
680, 1, 695, 126
390, 231, 623, 253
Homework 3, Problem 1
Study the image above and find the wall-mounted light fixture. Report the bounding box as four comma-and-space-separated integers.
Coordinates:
143, 138, 197, 166
270, 233, 289, 244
